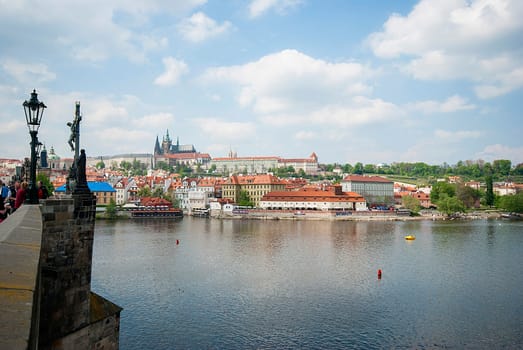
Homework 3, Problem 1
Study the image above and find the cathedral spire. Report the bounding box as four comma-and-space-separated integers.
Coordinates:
154, 135, 162, 155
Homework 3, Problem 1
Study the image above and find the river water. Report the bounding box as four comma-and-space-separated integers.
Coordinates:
92, 218, 523, 349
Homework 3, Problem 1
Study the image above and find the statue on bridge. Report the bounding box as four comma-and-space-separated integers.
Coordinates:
66, 102, 89, 194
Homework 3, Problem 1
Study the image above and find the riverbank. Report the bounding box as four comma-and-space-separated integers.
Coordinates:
95, 208, 506, 222
210, 209, 503, 221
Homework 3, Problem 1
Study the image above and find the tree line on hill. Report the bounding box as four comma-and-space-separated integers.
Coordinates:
324, 159, 521, 182
96, 157, 522, 183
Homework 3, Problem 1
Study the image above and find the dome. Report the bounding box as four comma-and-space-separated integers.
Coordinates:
47, 146, 61, 160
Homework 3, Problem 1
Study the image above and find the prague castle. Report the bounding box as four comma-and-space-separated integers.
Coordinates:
153, 130, 211, 168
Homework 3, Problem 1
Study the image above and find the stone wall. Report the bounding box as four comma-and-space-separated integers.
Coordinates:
1, 194, 121, 350
39, 194, 121, 350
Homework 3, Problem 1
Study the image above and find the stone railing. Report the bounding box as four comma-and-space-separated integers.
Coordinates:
0, 196, 122, 350
0, 205, 43, 350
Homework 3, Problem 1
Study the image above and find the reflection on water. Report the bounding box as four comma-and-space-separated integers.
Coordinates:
92, 218, 523, 349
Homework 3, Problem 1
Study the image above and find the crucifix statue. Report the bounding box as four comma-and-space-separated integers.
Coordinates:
67, 102, 82, 156
66, 102, 89, 193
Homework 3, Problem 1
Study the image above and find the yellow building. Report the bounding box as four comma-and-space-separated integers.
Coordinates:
55, 181, 116, 206
222, 174, 287, 207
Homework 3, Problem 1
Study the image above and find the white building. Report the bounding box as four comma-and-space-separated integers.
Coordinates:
341, 175, 394, 207
260, 185, 367, 211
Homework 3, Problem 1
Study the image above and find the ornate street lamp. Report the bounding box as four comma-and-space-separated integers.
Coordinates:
23, 89, 46, 204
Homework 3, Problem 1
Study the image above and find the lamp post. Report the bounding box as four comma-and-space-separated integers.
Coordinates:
23, 89, 46, 204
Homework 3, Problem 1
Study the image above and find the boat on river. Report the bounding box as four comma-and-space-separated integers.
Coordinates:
128, 197, 183, 219
130, 206, 183, 218
501, 212, 522, 220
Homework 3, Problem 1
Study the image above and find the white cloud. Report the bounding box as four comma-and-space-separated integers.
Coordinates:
203, 49, 373, 114
178, 12, 232, 43
476, 144, 523, 163
294, 130, 316, 140
196, 117, 256, 141
154, 57, 189, 86
248, 0, 303, 18
1, 61, 56, 84
132, 112, 175, 129
307, 97, 401, 127
368, 0, 523, 98
434, 129, 482, 141
0, 0, 205, 64
409, 95, 476, 114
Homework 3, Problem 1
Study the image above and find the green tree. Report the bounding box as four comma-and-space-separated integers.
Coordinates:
105, 198, 117, 219
36, 173, 54, 195
342, 163, 353, 174
402, 195, 421, 213
456, 184, 481, 209
156, 161, 170, 171
430, 181, 456, 203
95, 160, 105, 169
492, 159, 511, 177
120, 160, 132, 171
485, 175, 494, 207
363, 164, 376, 174
353, 162, 363, 175
152, 187, 164, 198
138, 185, 152, 197
498, 193, 523, 213
437, 195, 465, 216
238, 190, 254, 207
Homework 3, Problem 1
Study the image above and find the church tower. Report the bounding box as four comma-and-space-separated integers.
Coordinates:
162, 130, 172, 155
154, 135, 162, 155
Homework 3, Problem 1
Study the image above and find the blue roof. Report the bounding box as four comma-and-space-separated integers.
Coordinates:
55, 181, 116, 193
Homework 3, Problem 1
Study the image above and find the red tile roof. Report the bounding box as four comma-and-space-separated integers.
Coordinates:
342, 175, 392, 183
262, 186, 365, 203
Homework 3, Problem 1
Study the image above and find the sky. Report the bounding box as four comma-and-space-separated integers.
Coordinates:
1, 0, 522, 166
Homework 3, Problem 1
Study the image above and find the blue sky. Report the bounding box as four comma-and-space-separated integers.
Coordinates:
1, 0, 522, 166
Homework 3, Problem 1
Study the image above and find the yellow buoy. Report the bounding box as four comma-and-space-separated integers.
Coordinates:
405, 235, 416, 240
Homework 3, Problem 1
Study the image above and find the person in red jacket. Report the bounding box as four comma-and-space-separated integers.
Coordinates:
15, 181, 28, 209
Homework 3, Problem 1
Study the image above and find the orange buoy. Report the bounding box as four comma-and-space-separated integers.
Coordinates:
377, 269, 382, 279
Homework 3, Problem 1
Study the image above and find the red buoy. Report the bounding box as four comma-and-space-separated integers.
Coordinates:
176, 239, 179, 245
377, 269, 382, 279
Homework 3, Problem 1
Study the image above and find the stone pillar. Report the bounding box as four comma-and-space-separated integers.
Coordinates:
38, 192, 97, 349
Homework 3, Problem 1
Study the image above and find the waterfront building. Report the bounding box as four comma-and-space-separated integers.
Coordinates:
221, 174, 287, 207
395, 191, 433, 209
260, 185, 366, 211
112, 177, 137, 205
55, 181, 116, 205
464, 181, 481, 190
341, 175, 394, 207
493, 182, 517, 196
174, 177, 198, 210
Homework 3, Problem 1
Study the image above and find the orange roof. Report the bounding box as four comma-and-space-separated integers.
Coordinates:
262, 186, 365, 203
140, 197, 172, 207
213, 156, 279, 161
226, 174, 286, 185
164, 152, 211, 160
343, 175, 392, 183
